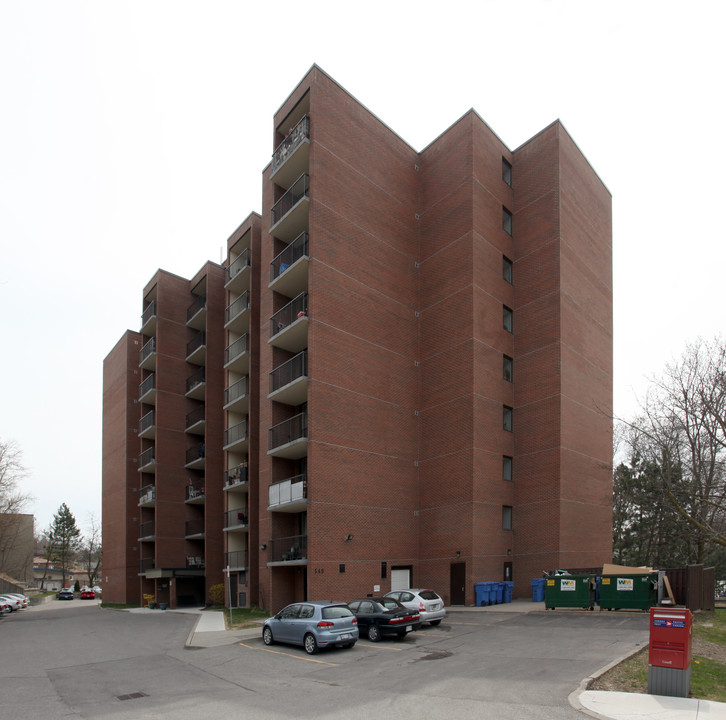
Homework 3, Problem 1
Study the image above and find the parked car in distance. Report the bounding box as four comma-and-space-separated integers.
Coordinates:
0, 602, 10, 615
348, 597, 421, 641
384, 589, 446, 626
93, 586, 102, 595
262, 601, 358, 655
57, 588, 74, 600
0, 595, 23, 612
80, 588, 95, 600
4, 593, 29, 608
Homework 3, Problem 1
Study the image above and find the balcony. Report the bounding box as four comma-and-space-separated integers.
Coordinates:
185, 443, 205, 470
224, 550, 247, 570
224, 420, 248, 452
186, 331, 206, 365
270, 115, 310, 189
138, 521, 155, 541
139, 373, 156, 404
268, 474, 307, 512
224, 333, 250, 373
270, 173, 309, 242
140, 557, 155, 573
224, 463, 249, 490
269, 534, 307, 564
138, 484, 156, 507
138, 447, 156, 473
225, 248, 251, 292
268, 413, 307, 459
186, 481, 205, 504
224, 507, 249, 531
185, 367, 206, 400
269, 292, 308, 352
184, 518, 205, 539
269, 231, 309, 298
224, 376, 249, 413
225, 291, 250, 332
268, 351, 307, 406
185, 404, 205, 435
141, 300, 157, 335
138, 410, 155, 439
139, 337, 156, 370
187, 294, 206, 330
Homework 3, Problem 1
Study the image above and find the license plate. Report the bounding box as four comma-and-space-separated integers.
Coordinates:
340, 633, 351, 640
406, 625, 412, 632
431, 604, 440, 610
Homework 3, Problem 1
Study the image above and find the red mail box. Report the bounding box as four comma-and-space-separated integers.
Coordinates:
649, 607, 693, 670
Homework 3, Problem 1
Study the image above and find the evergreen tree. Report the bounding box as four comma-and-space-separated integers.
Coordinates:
48, 503, 81, 588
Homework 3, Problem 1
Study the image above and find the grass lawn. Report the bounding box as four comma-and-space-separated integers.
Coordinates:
591, 607, 726, 702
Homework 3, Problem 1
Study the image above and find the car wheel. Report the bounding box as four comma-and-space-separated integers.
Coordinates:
262, 626, 274, 646
368, 625, 382, 642
429, 619, 442, 626
304, 633, 319, 655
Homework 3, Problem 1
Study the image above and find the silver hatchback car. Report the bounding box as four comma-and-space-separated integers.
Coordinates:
262, 601, 359, 654
384, 589, 446, 626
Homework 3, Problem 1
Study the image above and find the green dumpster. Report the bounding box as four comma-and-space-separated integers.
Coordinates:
544, 574, 596, 610
598, 572, 658, 611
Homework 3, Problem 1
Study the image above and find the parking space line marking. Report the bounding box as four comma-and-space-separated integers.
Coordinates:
237, 642, 338, 665
356, 643, 405, 651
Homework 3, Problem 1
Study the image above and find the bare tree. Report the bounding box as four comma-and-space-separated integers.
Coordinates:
79, 515, 102, 588
0, 439, 34, 578
623, 337, 726, 561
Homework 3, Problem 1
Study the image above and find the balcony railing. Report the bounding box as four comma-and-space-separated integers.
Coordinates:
139, 521, 155, 539
185, 404, 205, 432
270, 351, 307, 394
139, 484, 156, 505
140, 557, 155, 573
268, 413, 307, 453
268, 474, 307, 509
187, 555, 205, 569
141, 301, 157, 333
224, 508, 249, 529
187, 294, 206, 322
186, 331, 206, 360
186, 443, 205, 466
138, 410, 155, 436
185, 518, 205, 537
139, 337, 156, 367
225, 377, 248, 407
270, 292, 308, 338
225, 291, 250, 327
271, 173, 309, 228
138, 447, 155, 470
224, 420, 247, 449
269, 534, 307, 563
139, 373, 156, 401
271, 115, 310, 176
186, 367, 205, 397
225, 463, 249, 488
186, 482, 205, 501
224, 550, 247, 569
225, 333, 249, 367
270, 232, 309, 282
225, 248, 250, 285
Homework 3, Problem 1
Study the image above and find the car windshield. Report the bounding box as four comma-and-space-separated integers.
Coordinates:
419, 590, 440, 600
322, 605, 353, 619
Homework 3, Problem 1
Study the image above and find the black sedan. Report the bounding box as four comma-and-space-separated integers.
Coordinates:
348, 597, 421, 641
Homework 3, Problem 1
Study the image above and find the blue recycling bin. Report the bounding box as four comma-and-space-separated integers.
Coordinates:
531, 578, 546, 602
474, 582, 491, 606
503, 581, 514, 603
494, 582, 504, 604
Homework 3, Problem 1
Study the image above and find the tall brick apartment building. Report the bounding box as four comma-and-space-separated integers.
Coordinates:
102, 66, 612, 611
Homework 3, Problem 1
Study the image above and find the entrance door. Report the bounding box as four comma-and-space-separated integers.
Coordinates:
391, 567, 411, 591
229, 573, 238, 608
503, 562, 512, 581
450, 562, 466, 605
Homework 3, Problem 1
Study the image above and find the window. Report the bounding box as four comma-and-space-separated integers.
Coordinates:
503, 405, 513, 431
502, 207, 513, 235
503, 305, 513, 333
503, 355, 513, 382
502, 506, 513, 530
503, 456, 513, 482
503, 255, 513, 284
502, 158, 512, 186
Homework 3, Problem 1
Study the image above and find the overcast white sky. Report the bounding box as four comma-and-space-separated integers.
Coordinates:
1, 1, 724, 534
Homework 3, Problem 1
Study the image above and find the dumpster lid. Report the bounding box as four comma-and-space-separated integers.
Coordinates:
602, 563, 654, 575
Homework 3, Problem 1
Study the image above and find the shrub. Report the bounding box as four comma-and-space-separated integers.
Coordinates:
208, 583, 225, 606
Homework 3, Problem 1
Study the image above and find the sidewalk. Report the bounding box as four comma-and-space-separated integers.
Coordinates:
128, 602, 726, 719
